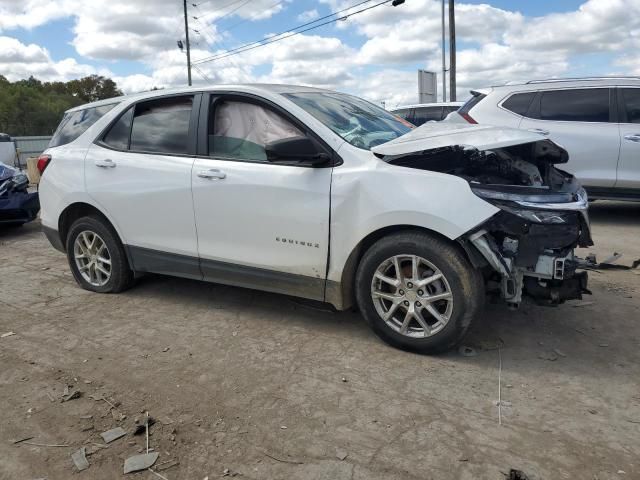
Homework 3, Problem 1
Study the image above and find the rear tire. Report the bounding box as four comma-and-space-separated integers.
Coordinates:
65, 215, 134, 293
355, 231, 483, 354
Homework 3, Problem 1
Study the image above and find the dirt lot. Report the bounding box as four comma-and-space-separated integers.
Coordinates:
1, 201, 639, 480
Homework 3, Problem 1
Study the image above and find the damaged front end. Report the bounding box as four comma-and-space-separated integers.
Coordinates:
0, 162, 40, 226
375, 125, 593, 307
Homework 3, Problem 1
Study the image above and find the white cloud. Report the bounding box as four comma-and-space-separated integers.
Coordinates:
297, 9, 319, 22
2, 0, 640, 105
0, 36, 105, 82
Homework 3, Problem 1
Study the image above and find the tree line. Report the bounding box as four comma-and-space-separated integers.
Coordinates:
0, 75, 123, 137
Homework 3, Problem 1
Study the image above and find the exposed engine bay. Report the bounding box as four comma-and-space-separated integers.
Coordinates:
384, 139, 593, 306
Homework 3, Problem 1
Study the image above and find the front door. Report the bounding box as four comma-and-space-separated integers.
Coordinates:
616, 88, 640, 190
191, 94, 332, 300
519, 88, 620, 188
85, 94, 201, 277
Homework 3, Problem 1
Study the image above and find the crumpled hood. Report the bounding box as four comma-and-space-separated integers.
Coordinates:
371, 122, 544, 157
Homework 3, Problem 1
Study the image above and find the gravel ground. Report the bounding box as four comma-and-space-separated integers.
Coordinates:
1, 201, 639, 480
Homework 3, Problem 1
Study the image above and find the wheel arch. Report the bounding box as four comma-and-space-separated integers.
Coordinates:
326, 224, 477, 311
58, 202, 125, 252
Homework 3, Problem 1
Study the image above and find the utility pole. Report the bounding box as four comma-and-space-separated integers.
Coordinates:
448, 0, 456, 101
441, 0, 446, 102
183, 0, 192, 86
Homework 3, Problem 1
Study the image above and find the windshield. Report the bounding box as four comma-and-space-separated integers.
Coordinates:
284, 92, 412, 150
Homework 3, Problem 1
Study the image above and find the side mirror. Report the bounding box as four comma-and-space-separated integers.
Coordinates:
265, 136, 330, 166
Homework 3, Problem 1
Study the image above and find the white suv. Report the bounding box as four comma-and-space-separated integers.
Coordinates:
39, 84, 593, 353
450, 77, 640, 201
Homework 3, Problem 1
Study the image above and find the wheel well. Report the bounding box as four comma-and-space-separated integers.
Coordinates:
336, 225, 466, 310
58, 203, 118, 250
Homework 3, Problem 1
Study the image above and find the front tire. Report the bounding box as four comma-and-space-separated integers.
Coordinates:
65, 215, 133, 293
355, 231, 483, 354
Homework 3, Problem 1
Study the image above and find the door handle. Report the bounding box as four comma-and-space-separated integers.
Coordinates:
95, 158, 116, 168
528, 128, 550, 136
197, 169, 226, 180
624, 134, 640, 143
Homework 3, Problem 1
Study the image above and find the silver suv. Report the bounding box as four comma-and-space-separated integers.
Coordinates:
450, 77, 640, 201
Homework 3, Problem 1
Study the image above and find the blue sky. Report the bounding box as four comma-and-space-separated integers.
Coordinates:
1, 0, 638, 105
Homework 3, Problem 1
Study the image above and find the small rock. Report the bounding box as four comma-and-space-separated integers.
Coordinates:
162, 347, 170, 352
552, 348, 567, 358
232, 331, 238, 337
341, 377, 347, 383
280, 425, 287, 430
588, 409, 598, 415
1, 331, 16, 338
61, 390, 82, 402
458, 346, 478, 357
336, 449, 348, 460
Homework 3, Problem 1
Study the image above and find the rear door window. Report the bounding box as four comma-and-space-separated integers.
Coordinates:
621, 88, 640, 123
539, 88, 610, 123
129, 96, 193, 154
49, 104, 117, 147
502, 92, 536, 116
412, 107, 444, 125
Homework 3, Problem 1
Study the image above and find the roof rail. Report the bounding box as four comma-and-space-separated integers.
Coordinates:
525, 76, 640, 84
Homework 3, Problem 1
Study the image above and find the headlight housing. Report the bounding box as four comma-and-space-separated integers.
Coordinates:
471, 186, 585, 224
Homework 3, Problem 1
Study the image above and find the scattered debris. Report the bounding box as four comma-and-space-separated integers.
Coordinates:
552, 348, 567, 358
100, 427, 127, 444
280, 425, 287, 430
341, 377, 348, 383
588, 409, 598, 415
336, 448, 348, 460
111, 409, 126, 421
61, 390, 81, 402
11, 436, 34, 444
162, 347, 170, 352
538, 351, 559, 361
155, 459, 179, 472
458, 345, 478, 357
123, 452, 159, 474
1, 331, 16, 338
71, 447, 90, 471
148, 468, 170, 480
134, 416, 156, 436
45, 390, 56, 402
506, 469, 530, 480
260, 450, 304, 465
21, 441, 70, 447
572, 301, 594, 308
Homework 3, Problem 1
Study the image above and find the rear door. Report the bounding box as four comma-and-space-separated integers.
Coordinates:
616, 88, 640, 189
519, 88, 619, 187
191, 93, 332, 299
85, 94, 202, 277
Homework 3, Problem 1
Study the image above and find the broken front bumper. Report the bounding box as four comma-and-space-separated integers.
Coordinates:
464, 195, 592, 306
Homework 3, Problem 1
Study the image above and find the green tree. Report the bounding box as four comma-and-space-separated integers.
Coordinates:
0, 75, 124, 136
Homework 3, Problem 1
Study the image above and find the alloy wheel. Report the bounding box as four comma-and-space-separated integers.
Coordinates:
73, 230, 112, 287
370, 254, 454, 338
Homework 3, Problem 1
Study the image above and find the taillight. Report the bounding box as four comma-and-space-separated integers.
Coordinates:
460, 112, 477, 124
36, 154, 51, 174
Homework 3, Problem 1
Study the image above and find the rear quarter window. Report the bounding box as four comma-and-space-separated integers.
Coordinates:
49, 103, 117, 148
502, 92, 536, 116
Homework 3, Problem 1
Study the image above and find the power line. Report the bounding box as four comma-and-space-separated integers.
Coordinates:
214, 0, 288, 36
195, 0, 250, 22
193, 0, 388, 65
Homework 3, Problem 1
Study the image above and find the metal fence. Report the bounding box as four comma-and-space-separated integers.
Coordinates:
11, 136, 52, 168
